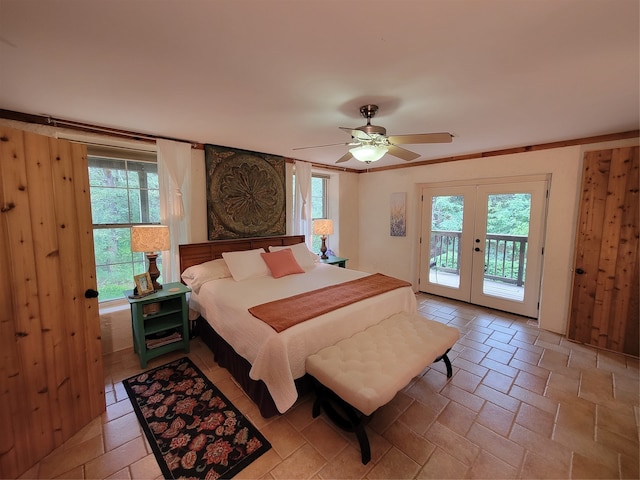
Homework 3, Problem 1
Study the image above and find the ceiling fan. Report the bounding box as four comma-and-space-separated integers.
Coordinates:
294, 104, 453, 164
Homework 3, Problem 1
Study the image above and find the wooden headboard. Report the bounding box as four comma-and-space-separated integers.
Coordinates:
179, 235, 306, 273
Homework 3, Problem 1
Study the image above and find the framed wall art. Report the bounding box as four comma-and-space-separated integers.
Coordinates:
204, 145, 286, 240
390, 192, 407, 237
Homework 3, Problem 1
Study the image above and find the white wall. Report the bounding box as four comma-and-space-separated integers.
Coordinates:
356, 139, 638, 334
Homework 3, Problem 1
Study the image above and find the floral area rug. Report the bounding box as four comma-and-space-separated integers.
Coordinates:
123, 357, 271, 479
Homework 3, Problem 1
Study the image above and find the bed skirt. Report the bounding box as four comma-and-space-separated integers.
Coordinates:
195, 316, 313, 418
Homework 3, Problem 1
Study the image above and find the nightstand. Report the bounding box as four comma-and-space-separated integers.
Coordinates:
125, 282, 191, 368
319, 256, 348, 268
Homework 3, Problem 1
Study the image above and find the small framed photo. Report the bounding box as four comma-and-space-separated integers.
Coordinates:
134, 272, 154, 295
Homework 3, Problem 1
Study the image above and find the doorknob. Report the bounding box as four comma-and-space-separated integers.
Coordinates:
474, 247, 482, 252
84, 289, 99, 298
575, 268, 585, 275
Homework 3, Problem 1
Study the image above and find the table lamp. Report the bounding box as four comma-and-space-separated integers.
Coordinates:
313, 219, 334, 260
131, 225, 171, 290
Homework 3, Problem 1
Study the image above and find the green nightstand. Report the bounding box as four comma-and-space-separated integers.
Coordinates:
319, 256, 348, 268
124, 282, 191, 368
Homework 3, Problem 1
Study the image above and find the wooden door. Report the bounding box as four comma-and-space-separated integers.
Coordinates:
0, 127, 105, 478
568, 146, 639, 356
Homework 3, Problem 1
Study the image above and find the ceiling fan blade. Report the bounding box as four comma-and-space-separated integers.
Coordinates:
335, 151, 353, 164
388, 145, 421, 161
387, 132, 453, 144
339, 127, 371, 140
292, 142, 350, 151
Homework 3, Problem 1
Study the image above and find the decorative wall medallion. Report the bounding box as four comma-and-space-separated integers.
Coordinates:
205, 145, 286, 239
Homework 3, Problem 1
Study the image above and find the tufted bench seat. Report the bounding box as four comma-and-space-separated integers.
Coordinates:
305, 311, 460, 464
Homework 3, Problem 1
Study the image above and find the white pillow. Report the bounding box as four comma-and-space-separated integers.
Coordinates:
222, 248, 270, 281
181, 258, 232, 293
269, 242, 318, 268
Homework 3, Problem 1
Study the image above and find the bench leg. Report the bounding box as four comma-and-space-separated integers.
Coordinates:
311, 380, 372, 464
434, 348, 453, 378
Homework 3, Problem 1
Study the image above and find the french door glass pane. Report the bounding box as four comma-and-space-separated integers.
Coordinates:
429, 195, 464, 288
482, 193, 531, 301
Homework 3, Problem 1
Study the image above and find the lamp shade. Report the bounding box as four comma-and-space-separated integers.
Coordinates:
131, 225, 171, 252
313, 219, 334, 236
349, 145, 389, 163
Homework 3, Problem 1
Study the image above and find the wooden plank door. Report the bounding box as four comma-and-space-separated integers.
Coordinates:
0, 126, 105, 478
568, 146, 639, 356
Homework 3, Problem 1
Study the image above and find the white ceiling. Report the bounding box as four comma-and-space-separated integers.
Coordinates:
1, 0, 638, 170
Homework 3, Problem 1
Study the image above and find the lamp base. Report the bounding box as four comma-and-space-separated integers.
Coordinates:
320, 236, 328, 260
146, 252, 163, 290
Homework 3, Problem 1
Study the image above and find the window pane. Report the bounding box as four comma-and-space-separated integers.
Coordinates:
90, 187, 130, 224
93, 227, 133, 266
89, 158, 129, 187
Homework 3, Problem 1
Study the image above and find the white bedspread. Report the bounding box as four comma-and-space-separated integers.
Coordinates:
188, 263, 417, 413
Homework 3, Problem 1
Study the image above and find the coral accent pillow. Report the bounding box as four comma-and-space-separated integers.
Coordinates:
261, 248, 305, 278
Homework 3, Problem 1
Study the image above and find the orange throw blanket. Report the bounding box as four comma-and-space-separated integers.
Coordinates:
248, 273, 412, 333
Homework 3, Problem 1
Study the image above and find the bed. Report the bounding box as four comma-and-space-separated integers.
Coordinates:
179, 235, 417, 417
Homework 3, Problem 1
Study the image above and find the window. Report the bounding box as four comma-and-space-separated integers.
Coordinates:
310, 174, 329, 253
293, 172, 329, 253
88, 147, 160, 302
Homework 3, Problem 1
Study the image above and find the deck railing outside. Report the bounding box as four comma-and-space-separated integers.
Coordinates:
430, 231, 528, 286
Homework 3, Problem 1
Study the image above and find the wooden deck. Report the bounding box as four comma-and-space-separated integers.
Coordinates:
428, 270, 524, 301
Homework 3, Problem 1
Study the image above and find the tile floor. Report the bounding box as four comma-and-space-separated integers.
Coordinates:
19, 293, 639, 479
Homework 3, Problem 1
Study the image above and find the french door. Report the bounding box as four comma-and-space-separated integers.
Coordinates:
419, 177, 548, 318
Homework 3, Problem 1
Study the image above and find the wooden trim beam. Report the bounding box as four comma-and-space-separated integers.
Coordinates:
1, 109, 637, 174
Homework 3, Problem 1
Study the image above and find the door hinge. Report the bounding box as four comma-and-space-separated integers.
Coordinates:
541, 247, 544, 255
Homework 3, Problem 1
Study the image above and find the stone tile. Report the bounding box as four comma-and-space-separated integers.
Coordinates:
509, 424, 572, 470
538, 349, 569, 371
436, 400, 477, 436
259, 416, 306, 459
103, 411, 142, 452
398, 399, 440, 435
466, 450, 518, 479
571, 452, 619, 479
597, 403, 638, 442
128, 454, 162, 480
466, 423, 525, 468
486, 347, 515, 364
416, 447, 469, 479
512, 347, 542, 365
451, 369, 483, 393
367, 447, 420, 480
457, 346, 487, 364
270, 444, 325, 480
425, 421, 481, 466
452, 356, 490, 377
515, 402, 555, 437
509, 385, 558, 415
579, 368, 615, 405
318, 444, 372, 479
84, 437, 147, 480
476, 401, 516, 437
38, 433, 105, 479
514, 369, 548, 395
441, 383, 485, 412
474, 384, 521, 413
301, 417, 348, 460
382, 421, 436, 465
482, 370, 514, 393
519, 450, 570, 479
509, 357, 551, 378
480, 357, 519, 377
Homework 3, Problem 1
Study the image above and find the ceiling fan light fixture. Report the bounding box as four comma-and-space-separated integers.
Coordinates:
349, 144, 389, 163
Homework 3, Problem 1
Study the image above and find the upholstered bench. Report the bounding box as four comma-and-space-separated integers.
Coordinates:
305, 311, 460, 464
